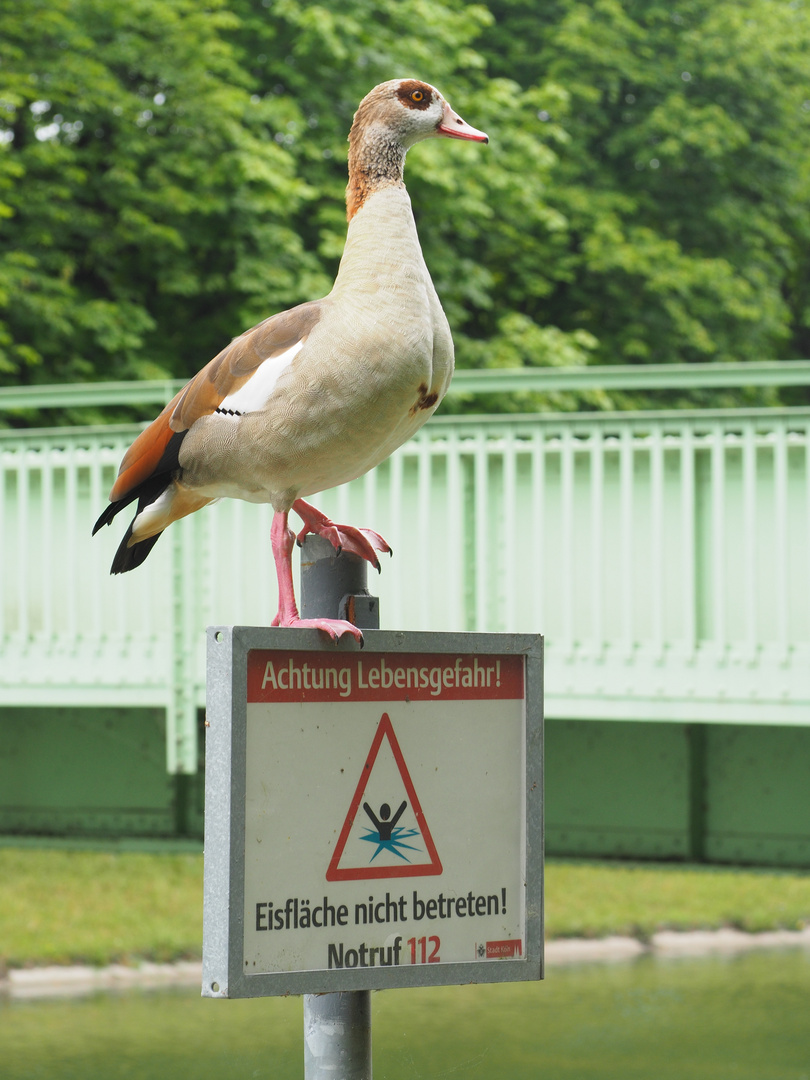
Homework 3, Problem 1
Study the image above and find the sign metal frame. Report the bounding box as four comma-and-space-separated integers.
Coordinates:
202, 626, 543, 998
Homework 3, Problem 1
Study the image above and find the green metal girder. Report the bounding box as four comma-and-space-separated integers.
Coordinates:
0, 706, 807, 867
545, 719, 810, 868
545, 719, 692, 859
2, 361, 810, 413
0, 707, 203, 838
704, 725, 810, 866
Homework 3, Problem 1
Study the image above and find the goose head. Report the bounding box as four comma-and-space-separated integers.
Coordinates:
346, 79, 487, 218
351, 79, 488, 149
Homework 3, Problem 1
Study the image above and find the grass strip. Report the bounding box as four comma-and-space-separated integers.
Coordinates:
0, 849, 808, 968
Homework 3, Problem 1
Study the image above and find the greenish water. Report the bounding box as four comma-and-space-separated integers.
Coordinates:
2, 950, 809, 1079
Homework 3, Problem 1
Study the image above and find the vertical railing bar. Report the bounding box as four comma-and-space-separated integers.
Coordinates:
89, 439, 104, 638
0, 449, 6, 636
65, 440, 78, 641
106, 439, 128, 641
206, 500, 220, 629
336, 476, 350, 525
259, 504, 273, 626
182, 513, 198, 771
16, 447, 29, 639
474, 433, 488, 632
417, 436, 432, 631
560, 428, 574, 655
363, 465, 378, 567
531, 430, 545, 634
535, 429, 548, 630
742, 420, 758, 659
774, 419, 789, 655
41, 444, 54, 640
651, 422, 664, 658
446, 433, 464, 631
590, 428, 604, 655
503, 430, 517, 632
232, 499, 245, 622
138, 537, 152, 636
680, 425, 696, 655
807, 422, 810, 645
620, 426, 634, 655
710, 423, 726, 655
389, 449, 404, 629
190, 509, 204, 709
167, 521, 182, 775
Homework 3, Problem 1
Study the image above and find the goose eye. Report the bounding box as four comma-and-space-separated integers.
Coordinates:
411, 90, 424, 102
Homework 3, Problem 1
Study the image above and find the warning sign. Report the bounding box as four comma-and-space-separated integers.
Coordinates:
202, 628, 543, 996
326, 712, 442, 881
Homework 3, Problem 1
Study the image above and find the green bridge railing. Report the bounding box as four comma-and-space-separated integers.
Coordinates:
2, 365, 809, 776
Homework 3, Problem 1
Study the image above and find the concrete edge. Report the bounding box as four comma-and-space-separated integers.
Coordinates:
2, 960, 203, 1001
3, 927, 810, 999
545, 925, 810, 965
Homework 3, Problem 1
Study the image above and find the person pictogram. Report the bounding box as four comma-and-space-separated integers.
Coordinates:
360, 798, 420, 862
363, 800, 407, 841
326, 712, 442, 880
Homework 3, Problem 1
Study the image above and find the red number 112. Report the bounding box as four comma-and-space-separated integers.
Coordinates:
407, 936, 440, 964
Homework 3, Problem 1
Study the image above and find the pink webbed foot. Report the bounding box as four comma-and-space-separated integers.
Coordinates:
271, 509, 364, 645
292, 498, 392, 572
274, 614, 364, 645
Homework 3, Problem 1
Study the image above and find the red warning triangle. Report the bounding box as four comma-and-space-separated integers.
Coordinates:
326, 712, 443, 881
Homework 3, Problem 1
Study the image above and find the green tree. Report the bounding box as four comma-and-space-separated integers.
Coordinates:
3, 0, 810, 420
0, 0, 314, 390
0, 0, 592, 417
482, 0, 810, 379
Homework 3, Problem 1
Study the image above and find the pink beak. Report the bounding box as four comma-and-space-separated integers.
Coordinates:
437, 101, 489, 143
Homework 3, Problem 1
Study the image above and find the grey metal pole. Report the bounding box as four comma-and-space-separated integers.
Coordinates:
300, 533, 378, 1080
299, 533, 380, 632
303, 989, 372, 1080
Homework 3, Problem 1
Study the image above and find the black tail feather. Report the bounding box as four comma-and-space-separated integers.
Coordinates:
92, 470, 174, 536
94, 472, 175, 574
92, 430, 187, 566
92, 497, 128, 535
110, 525, 164, 574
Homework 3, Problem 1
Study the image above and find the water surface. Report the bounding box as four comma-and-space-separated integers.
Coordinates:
3, 949, 809, 1079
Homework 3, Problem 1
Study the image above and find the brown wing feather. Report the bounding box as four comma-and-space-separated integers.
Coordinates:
108, 301, 323, 503
171, 300, 323, 430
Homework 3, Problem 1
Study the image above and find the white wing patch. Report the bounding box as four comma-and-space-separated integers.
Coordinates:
216, 340, 304, 416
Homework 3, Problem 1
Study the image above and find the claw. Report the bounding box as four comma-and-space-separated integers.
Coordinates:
279, 616, 364, 645
292, 498, 392, 571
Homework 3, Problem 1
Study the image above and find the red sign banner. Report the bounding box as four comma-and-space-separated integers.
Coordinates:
247, 650, 525, 704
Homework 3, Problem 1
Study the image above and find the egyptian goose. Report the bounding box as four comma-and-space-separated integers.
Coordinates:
93, 79, 487, 643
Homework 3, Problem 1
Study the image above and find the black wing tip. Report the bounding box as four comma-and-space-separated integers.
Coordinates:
92, 502, 120, 535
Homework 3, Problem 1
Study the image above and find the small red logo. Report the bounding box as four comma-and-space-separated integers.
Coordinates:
486, 939, 522, 959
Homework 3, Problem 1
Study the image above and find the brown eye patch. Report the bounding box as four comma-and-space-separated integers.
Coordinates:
396, 80, 433, 111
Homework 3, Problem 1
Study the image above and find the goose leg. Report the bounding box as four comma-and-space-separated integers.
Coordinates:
292, 498, 392, 572
271, 510, 364, 644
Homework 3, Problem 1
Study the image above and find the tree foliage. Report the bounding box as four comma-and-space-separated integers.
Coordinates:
1, 0, 810, 413
483, 0, 810, 371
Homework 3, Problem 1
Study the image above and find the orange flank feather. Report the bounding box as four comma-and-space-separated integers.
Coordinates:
109, 394, 182, 503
